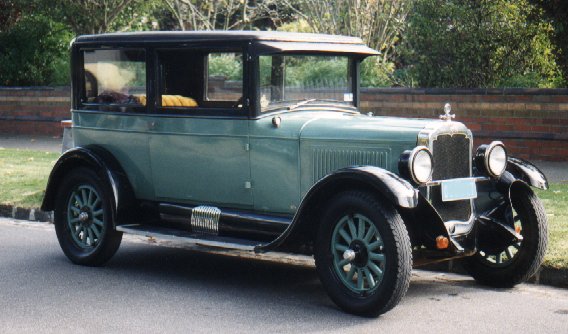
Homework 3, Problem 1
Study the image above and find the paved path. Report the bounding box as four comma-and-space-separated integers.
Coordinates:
1, 218, 567, 334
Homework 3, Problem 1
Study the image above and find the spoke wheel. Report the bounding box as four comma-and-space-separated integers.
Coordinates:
315, 191, 412, 317
478, 211, 522, 267
54, 167, 122, 266
464, 184, 547, 287
67, 185, 105, 249
331, 214, 386, 293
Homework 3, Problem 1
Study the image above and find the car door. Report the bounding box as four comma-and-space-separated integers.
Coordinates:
148, 47, 253, 209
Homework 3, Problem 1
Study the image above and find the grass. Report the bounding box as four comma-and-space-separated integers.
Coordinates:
0, 148, 59, 207
0, 147, 566, 270
535, 184, 568, 269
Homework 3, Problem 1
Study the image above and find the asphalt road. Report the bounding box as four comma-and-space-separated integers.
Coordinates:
1, 218, 567, 334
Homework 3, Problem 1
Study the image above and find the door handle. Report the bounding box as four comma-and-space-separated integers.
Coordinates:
148, 121, 157, 131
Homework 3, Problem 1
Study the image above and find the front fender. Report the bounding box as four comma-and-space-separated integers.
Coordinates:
255, 166, 419, 253
41, 146, 137, 225
506, 157, 548, 190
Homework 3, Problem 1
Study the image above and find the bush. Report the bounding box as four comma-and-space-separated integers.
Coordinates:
0, 14, 73, 86
403, 0, 564, 88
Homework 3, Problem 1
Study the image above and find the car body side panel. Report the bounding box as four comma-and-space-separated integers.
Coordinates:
72, 110, 155, 200
149, 117, 253, 208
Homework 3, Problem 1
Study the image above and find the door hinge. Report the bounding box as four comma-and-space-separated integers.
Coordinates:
244, 181, 252, 189
244, 144, 250, 151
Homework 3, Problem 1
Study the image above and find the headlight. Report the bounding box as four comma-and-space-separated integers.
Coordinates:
475, 141, 507, 178
399, 146, 433, 184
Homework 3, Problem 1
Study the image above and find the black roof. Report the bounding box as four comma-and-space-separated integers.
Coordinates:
74, 30, 366, 45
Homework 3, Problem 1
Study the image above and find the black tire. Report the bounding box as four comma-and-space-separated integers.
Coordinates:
54, 167, 122, 266
314, 191, 412, 317
464, 185, 548, 287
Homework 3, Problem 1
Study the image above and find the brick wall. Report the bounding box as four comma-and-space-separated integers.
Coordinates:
0, 87, 70, 137
1, 86, 567, 161
361, 88, 568, 162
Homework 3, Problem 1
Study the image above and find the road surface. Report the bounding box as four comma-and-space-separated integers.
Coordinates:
0, 218, 566, 333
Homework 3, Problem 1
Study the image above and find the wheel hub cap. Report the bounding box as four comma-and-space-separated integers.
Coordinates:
78, 212, 89, 222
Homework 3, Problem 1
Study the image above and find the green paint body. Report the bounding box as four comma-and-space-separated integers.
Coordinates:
73, 109, 437, 215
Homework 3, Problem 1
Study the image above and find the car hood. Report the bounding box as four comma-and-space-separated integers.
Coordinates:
298, 112, 434, 143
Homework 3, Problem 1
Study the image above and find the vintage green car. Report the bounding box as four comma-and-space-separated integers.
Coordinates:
42, 31, 548, 316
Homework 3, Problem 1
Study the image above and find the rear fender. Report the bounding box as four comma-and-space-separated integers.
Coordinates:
41, 146, 137, 225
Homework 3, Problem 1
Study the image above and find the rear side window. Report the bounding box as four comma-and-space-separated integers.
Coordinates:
206, 52, 243, 102
82, 49, 146, 110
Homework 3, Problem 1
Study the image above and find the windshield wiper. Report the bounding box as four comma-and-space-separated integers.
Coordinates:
287, 99, 317, 111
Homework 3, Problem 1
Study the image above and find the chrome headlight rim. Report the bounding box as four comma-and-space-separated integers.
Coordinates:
476, 141, 507, 178
401, 146, 433, 185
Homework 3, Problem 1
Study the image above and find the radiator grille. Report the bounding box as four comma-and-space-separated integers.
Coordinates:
430, 134, 472, 222
312, 148, 388, 182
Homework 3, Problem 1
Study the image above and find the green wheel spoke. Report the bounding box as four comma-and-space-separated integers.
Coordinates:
357, 216, 365, 239
339, 229, 352, 244
369, 252, 385, 263
92, 209, 104, 217
92, 198, 101, 209
81, 189, 88, 208
357, 269, 364, 290
74, 226, 82, 238
345, 265, 356, 281
337, 258, 351, 268
368, 262, 383, 277
87, 189, 94, 207
363, 225, 376, 243
69, 217, 81, 224
92, 218, 104, 227
347, 217, 357, 240
368, 240, 383, 251
334, 244, 349, 252
70, 206, 81, 215
87, 228, 95, 245
74, 194, 83, 207
90, 225, 101, 239
363, 268, 375, 289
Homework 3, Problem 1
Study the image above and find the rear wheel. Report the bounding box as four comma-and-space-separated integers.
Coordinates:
314, 191, 412, 317
54, 167, 122, 266
464, 185, 547, 287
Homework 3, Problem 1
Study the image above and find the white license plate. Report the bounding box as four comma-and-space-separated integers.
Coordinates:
441, 178, 477, 202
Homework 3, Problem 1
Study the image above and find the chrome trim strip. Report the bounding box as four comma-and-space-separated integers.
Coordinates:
425, 176, 490, 187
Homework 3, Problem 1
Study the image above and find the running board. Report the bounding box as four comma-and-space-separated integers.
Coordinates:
116, 224, 267, 252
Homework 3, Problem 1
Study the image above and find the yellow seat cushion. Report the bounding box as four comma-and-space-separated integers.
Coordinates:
162, 95, 198, 107
133, 94, 198, 107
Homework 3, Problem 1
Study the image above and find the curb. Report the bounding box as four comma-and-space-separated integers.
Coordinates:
0, 204, 53, 223
0, 204, 566, 289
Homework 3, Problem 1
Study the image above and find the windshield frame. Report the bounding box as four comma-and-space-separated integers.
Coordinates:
252, 52, 362, 118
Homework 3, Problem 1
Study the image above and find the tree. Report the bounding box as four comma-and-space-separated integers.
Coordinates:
530, 0, 568, 85
281, 0, 413, 63
163, 0, 279, 31
0, 14, 73, 85
34, 0, 155, 35
403, 0, 563, 88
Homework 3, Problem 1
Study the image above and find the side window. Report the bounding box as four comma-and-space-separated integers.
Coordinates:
157, 49, 244, 112
206, 52, 243, 104
82, 49, 146, 110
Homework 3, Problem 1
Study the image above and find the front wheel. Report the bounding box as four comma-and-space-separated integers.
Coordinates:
464, 185, 548, 287
314, 191, 412, 317
54, 167, 122, 266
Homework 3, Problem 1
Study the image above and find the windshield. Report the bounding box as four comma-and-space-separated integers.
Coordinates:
259, 55, 353, 112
